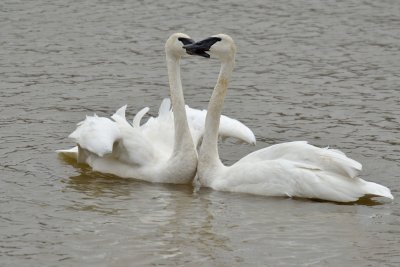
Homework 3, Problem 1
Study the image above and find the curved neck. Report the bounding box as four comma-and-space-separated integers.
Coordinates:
165, 54, 194, 155
200, 58, 235, 166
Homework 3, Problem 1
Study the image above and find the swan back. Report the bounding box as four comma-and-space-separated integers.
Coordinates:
238, 141, 362, 179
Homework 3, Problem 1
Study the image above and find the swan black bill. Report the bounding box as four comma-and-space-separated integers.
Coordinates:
183, 36, 222, 58
178, 37, 195, 46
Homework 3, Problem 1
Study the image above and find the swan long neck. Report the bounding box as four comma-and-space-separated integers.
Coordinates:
200, 58, 235, 167
165, 54, 194, 155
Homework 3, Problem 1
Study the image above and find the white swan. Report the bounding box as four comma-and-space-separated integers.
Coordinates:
184, 34, 393, 202
58, 33, 256, 184
58, 98, 256, 161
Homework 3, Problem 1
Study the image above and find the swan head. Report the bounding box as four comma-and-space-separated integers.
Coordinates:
165, 33, 195, 58
183, 33, 236, 62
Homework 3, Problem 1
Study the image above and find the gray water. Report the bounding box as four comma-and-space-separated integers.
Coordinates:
1, 0, 400, 266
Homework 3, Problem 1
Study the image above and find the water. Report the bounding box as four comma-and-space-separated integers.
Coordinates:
1, 0, 399, 266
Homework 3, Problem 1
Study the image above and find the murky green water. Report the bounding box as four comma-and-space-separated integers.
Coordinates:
1, 0, 399, 266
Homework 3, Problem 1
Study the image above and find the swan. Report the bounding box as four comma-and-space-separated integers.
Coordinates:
183, 34, 393, 202
57, 33, 256, 184
58, 98, 256, 161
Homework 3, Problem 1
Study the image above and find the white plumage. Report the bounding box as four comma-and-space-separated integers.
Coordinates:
58, 98, 256, 163
58, 33, 255, 184
188, 34, 393, 202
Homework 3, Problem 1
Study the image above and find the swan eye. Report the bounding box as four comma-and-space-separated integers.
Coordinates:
178, 37, 195, 46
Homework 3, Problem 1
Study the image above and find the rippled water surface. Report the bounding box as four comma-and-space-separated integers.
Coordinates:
1, 0, 400, 266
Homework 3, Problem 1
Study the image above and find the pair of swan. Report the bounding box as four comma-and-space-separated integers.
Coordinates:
58, 33, 256, 184
59, 33, 393, 202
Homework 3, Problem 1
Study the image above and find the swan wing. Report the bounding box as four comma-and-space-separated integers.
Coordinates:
237, 141, 362, 179
212, 160, 392, 202
69, 115, 121, 157
185, 105, 256, 145
139, 99, 175, 155
139, 99, 257, 153
213, 160, 312, 198
66, 105, 157, 166
132, 107, 150, 127
110, 105, 158, 166
219, 114, 256, 144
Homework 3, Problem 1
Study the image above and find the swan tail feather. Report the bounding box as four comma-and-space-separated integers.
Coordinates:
362, 180, 393, 200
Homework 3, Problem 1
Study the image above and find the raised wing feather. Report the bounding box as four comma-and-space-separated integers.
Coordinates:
139, 98, 256, 153
110, 106, 157, 166
68, 115, 121, 157
139, 99, 175, 155
61, 98, 256, 167
65, 105, 157, 166
132, 107, 149, 127
185, 105, 256, 145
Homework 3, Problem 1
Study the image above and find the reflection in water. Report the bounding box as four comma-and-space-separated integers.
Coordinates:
66, 172, 132, 215
57, 132, 393, 265
301, 196, 387, 207
154, 192, 235, 266
67, 171, 134, 199
60, 153, 392, 265
110, 189, 236, 266
62, 157, 235, 265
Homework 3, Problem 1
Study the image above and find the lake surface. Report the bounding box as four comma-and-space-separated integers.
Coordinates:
1, 0, 399, 266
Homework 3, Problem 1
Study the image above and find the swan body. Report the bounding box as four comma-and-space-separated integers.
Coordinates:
58, 33, 255, 184
59, 33, 197, 183
138, 98, 256, 154
58, 98, 256, 161
184, 34, 393, 202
